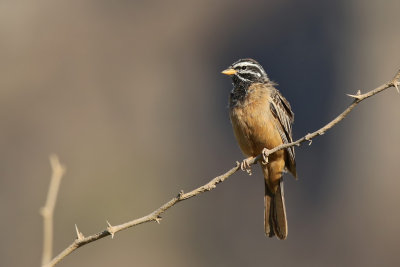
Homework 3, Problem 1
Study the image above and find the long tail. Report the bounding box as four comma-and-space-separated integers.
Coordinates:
264, 179, 288, 239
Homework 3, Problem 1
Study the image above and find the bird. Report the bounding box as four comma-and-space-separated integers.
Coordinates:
222, 58, 297, 240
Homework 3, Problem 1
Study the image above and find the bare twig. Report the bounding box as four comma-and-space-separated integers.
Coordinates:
43, 69, 400, 267
40, 155, 66, 266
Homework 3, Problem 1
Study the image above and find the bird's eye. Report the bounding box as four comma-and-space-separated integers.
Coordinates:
241, 66, 247, 70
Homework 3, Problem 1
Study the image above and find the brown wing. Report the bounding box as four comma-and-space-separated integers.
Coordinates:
269, 87, 297, 178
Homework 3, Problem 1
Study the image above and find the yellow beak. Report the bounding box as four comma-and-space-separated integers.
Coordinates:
221, 68, 237, 76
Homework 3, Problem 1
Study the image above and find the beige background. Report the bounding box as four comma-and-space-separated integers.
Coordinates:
1, 1, 400, 266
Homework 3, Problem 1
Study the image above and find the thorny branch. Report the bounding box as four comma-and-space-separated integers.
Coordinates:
42, 69, 400, 267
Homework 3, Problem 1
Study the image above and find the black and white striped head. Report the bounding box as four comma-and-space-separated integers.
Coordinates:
222, 58, 269, 86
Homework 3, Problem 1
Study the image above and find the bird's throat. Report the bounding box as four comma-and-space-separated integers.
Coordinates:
230, 75, 253, 106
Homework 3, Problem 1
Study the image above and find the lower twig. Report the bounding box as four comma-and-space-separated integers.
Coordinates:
40, 155, 66, 266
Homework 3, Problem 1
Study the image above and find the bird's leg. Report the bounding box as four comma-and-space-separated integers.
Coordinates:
240, 156, 254, 175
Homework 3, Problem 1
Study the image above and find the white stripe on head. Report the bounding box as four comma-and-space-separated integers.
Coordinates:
232, 60, 266, 77
235, 74, 250, 83
232, 62, 260, 69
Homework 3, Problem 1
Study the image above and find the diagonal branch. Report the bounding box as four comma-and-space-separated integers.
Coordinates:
43, 68, 400, 267
256, 68, 400, 165
40, 155, 66, 266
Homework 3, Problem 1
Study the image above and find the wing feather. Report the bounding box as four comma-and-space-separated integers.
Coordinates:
269, 87, 297, 177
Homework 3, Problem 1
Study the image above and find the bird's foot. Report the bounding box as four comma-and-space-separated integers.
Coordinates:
240, 157, 254, 175
262, 148, 270, 165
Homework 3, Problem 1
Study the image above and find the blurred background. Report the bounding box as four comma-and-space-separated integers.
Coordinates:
1, 0, 400, 266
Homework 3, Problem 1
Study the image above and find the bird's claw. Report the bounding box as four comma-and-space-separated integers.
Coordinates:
262, 148, 270, 165
240, 157, 253, 175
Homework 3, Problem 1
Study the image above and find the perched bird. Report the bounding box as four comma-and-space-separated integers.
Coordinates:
222, 58, 297, 240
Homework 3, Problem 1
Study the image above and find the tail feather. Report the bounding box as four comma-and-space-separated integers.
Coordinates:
264, 191, 274, 237
264, 179, 288, 239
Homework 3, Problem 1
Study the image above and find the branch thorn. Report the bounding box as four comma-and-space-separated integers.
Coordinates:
155, 216, 162, 224
106, 220, 115, 239
177, 190, 184, 199
346, 90, 362, 99
75, 224, 84, 240
394, 81, 399, 93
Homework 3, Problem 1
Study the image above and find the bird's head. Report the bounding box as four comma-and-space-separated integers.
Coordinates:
222, 58, 269, 85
